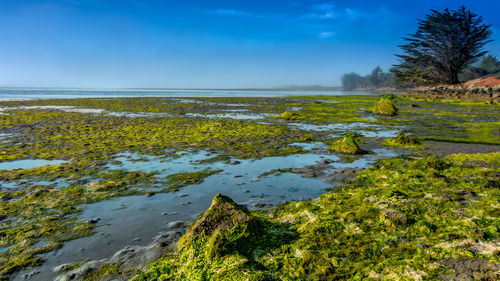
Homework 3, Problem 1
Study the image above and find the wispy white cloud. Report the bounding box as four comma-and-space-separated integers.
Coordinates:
299, 2, 337, 20
299, 2, 391, 22
318, 31, 335, 39
311, 3, 334, 12
206, 9, 250, 17
344, 7, 391, 21
196, 8, 282, 19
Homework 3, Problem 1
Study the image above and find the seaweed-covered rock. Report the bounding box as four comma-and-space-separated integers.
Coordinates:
328, 132, 364, 155
274, 111, 301, 120
180, 193, 263, 258
382, 133, 424, 149
366, 98, 398, 116
394, 133, 421, 145
132, 194, 276, 280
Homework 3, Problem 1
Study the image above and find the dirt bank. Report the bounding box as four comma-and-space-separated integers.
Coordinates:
405, 75, 500, 102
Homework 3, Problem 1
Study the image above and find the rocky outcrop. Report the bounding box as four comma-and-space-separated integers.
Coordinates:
179, 193, 264, 259
406, 75, 500, 102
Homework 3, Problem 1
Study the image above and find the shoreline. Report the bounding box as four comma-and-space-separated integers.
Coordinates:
1, 94, 498, 280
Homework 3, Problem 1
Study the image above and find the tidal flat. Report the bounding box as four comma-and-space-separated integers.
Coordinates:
0, 95, 498, 280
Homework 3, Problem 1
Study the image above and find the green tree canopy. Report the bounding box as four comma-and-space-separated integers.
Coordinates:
393, 6, 492, 85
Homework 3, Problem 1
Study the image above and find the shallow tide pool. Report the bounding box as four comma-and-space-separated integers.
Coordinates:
0, 159, 66, 170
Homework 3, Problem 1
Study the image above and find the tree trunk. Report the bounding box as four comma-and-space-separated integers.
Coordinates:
451, 72, 460, 84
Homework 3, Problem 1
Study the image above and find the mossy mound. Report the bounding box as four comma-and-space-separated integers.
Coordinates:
396, 133, 421, 144
366, 98, 398, 116
180, 193, 260, 257
274, 111, 301, 120
327, 132, 364, 155
382, 133, 425, 149
134, 194, 294, 280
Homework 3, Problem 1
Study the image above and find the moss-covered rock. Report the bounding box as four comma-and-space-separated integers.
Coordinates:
366, 98, 398, 116
133, 194, 298, 280
180, 193, 260, 258
327, 132, 364, 155
382, 133, 425, 149
274, 111, 301, 120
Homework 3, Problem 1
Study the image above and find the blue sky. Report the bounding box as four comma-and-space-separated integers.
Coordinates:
0, 0, 499, 88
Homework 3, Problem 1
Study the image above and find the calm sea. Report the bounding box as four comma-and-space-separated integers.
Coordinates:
0, 88, 374, 100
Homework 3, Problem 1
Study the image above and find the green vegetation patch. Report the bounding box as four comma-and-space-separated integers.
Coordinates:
135, 152, 500, 280
84, 262, 122, 281
165, 169, 223, 190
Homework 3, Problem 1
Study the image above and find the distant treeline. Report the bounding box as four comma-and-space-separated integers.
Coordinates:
341, 55, 500, 90
341, 66, 395, 90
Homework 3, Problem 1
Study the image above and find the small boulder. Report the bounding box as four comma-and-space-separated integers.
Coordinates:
167, 221, 185, 229
275, 111, 301, 120
328, 132, 364, 155
180, 193, 263, 258
366, 98, 398, 116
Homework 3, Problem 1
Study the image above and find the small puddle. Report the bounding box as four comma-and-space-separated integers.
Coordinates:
0, 159, 66, 170
185, 112, 273, 120
0, 179, 68, 189
289, 142, 326, 150
289, 122, 401, 138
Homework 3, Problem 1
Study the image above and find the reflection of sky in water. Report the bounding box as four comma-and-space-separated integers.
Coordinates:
0, 159, 66, 170
288, 122, 401, 138
185, 112, 274, 120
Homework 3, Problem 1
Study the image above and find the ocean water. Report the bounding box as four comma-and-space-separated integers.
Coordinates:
0, 88, 374, 100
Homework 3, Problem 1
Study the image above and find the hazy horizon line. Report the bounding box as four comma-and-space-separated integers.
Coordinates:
0, 85, 345, 91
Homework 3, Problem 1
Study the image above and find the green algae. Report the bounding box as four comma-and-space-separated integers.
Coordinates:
134, 152, 500, 280
195, 155, 231, 164
165, 169, 223, 190
84, 262, 122, 281
257, 168, 296, 179
0, 96, 499, 278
